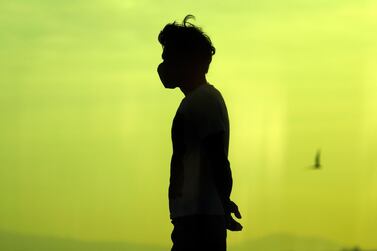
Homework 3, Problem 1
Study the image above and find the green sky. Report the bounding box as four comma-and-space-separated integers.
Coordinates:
0, 0, 376, 248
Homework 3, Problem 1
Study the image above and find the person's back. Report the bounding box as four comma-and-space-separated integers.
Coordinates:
157, 15, 242, 251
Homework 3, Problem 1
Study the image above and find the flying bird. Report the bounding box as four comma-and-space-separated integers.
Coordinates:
311, 149, 322, 169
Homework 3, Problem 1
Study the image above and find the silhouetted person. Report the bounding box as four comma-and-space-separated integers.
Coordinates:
157, 15, 242, 251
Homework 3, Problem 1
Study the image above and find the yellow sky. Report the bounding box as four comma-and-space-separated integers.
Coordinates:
0, 0, 376, 248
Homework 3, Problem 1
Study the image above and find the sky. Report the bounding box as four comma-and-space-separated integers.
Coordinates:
0, 0, 376, 248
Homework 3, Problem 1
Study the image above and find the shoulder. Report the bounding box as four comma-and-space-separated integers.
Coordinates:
184, 84, 225, 113
185, 84, 227, 128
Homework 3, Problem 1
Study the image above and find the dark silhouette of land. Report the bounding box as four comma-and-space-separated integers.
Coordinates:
2, 230, 376, 251
0, 230, 167, 251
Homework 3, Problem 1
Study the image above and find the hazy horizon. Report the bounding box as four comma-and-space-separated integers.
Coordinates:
0, 229, 360, 251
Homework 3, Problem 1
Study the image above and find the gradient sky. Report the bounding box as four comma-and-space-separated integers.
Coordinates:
0, 0, 376, 248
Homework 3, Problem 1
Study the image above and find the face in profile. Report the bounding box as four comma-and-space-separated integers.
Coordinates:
157, 62, 179, 89
157, 47, 187, 89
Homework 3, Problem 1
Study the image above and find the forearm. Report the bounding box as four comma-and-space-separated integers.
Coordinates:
212, 155, 233, 213
202, 131, 233, 214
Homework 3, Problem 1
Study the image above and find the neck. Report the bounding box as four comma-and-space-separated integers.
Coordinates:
179, 76, 208, 96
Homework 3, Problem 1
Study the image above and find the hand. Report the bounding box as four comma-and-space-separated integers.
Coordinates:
228, 200, 242, 219
225, 201, 243, 231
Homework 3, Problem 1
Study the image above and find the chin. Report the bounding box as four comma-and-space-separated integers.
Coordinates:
163, 82, 178, 89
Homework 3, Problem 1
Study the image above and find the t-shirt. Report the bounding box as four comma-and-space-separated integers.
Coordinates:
169, 83, 230, 219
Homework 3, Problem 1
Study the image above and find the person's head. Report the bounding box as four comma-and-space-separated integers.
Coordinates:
157, 15, 216, 89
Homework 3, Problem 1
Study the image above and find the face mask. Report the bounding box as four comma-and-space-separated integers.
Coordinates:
157, 62, 178, 89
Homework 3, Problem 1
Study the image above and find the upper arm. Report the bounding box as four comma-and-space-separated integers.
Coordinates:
185, 95, 227, 141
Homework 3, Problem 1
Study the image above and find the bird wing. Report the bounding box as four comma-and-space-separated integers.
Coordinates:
315, 149, 321, 167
